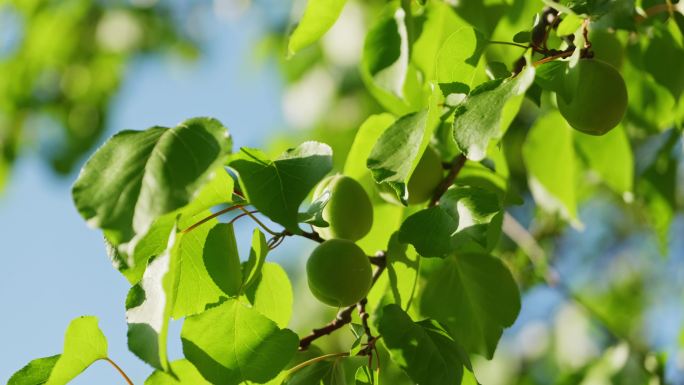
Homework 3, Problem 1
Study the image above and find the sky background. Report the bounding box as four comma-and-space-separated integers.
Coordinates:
0, 3, 297, 383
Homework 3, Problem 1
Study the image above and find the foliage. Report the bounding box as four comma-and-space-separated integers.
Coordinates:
8, 0, 684, 384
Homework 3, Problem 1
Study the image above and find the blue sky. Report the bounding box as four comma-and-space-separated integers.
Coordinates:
0, 5, 292, 383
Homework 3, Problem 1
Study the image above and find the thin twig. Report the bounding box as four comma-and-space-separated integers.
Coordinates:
428, 154, 467, 207
299, 252, 387, 350
103, 357, 134, 385
488, 40, 530, 49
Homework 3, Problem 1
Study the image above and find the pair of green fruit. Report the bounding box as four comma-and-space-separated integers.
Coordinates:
306, 147, 443, 307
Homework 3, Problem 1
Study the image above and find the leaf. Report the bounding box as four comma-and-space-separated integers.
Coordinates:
644, 21, 684, 100
435, 27, 486, 94
439, 184, 503, 252
522, 111, 579, 223
240, 228, 269, 293
453, 65, 535, 161
72, 117, 232, 249
298, 191, 330, 227
172, 222, 243, 318
413, 1, 468, 81
575, 124, 633, 196
344, 113, 396, 193
8, 355, 60, 385
126, 228, 177, 371
230, 142, 333, 233
288, 0, 348, 57
398, 207, 457, 258
43, 316, 107, 385
556, 13, 582, 36
535, 61, 574, 102
377, 305, 466, 385
246, 262, 294, 328
362, 6, 409, 98
354, 366, 378, 385
420, 253, 521, 358
181, 299, 299, 385
145, 359, 212, 385
385, 233, 420, 310
366, 89, 442, 204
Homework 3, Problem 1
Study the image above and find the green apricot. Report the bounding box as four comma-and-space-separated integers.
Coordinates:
380, 146, 444, 205
557, 59, 628, 136
306, 239, 372, 307
313, 175, 373, 241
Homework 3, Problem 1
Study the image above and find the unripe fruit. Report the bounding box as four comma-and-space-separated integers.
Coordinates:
313, 175, 373, 241
306, 239, 372, 307
380, 146, 444, 205
557, 59, 628, 136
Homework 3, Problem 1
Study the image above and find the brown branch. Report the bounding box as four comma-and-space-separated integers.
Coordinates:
299, 252, 387, 350
428, 154, 467, 207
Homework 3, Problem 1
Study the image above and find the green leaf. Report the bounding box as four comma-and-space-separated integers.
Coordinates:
439, 185, 503, 252
420, 253, 520, 358
8, 355, 60, 385
398, 207, 457, 258
344, 113, 396, 193
288, 0, 348, 56
522, 111, 579, 223
72, 117, 232, 249
354, 366, 378, 385
535, 61, 574, 102
246, 262, 294, 328
298, 191, 330, 227
45, 316, 108, 385
173, 222, 243, 318
556, 13, 583, 36
230, 142, 333, 233
377, 304, 466, 385
435, 27, 486, 94
126, 227, 177, 371
360, 5, 413, 114
385, 233, 420, 310
366, 90, 443, 204
453, 65, 535, 161
181, 298, 299, 385
240, 228, 269, 294
413, 1, 468, 81
575, 124, 633, 196
145, 359, 211, 385
644, 21, 684, 100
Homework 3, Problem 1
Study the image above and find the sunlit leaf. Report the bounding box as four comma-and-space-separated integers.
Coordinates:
288, 0, 348, 56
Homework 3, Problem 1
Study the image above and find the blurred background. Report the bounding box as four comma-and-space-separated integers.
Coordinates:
1, 0, 684, 384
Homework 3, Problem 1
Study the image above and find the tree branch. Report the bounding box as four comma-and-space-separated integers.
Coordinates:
299, 251, 387, 350
428, 154, 467, 207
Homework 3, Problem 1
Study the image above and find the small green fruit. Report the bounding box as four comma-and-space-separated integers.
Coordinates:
306, 239, 372, 307
557, 59, 628, 136
313, 175, 373, 241
380, 146, 444, 205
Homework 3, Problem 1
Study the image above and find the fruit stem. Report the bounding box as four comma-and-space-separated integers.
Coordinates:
235, 206, 280, 235
103, 357, 135, 385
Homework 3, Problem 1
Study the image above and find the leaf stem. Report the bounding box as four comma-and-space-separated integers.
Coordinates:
488, 40, 530, 49
103, 357, 134, 385
181, 204, 243, 234
428, 154, 467, 207
286, 352, 350, 376
236, 206, 280, 236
